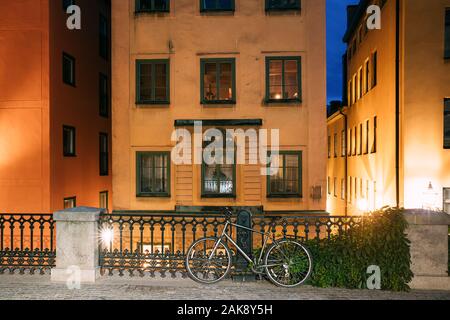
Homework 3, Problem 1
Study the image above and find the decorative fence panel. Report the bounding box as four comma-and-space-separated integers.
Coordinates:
0, 214, 56, 274
99, 211, 364, 278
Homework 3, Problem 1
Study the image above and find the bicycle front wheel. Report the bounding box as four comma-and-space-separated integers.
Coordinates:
264, 240, 312, 288
185, 237, 232, 285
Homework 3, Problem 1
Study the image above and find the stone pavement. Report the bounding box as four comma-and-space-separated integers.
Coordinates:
0, 275, 449, 300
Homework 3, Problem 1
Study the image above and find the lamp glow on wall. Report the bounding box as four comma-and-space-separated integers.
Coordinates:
422, 181, 440, 211
357, 198, 369, 212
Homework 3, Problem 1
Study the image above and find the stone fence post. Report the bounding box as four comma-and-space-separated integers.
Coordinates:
51, 207, 105, 283
405, 209, 450, 290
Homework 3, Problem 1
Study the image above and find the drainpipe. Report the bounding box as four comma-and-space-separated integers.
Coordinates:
395, 0, 401, 208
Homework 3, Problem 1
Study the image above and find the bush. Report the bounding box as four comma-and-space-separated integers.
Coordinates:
305, 207, 413, 292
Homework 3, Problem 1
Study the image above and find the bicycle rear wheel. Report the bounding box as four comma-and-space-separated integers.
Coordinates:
185, 237, 232, 284
264, 239, 312, 288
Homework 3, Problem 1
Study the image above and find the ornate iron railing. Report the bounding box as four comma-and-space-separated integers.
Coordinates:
99, 211, 364, 278
0, 214, 56, 274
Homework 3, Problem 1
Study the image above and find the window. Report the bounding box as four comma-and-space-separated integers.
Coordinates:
136, 0, 170, 12
348, 80, 352, 105
333, 178, 337, 197
349, 128, 352, 156
445, 9, 450, 59
200, 0, 235, 12
63, 126, 76, 157
359, 123, 363, 155
99, 73, 108, 117
352, 74, 356, 104
444, 188, 450, 214
99, 191, 109, 211
327, 177, 331, 195
371, 51, 377, 88
348, 176, 352, 203
341, 178, 346, 200
63, 53, 75, 86
265, 0, 300, 11
63, 0, 75, 11
64, 197, 76, 209
353, 126, 357, 156
100, 133, 109, 176
201, 58, 236, 104
365, 120, 369, 154
365, 59, 370, 94
99, 14, 108, 60
136, 60, 170, 104
444, 99, 450, 148
266, 57, 302, 103
267, 151, 302, 198
334, 133, 338, 158
358, 67, 363, 99
341, 130, 346, 157
327, 135, 331, 158
136, 152, 170, 197
202, 132, 235, 198
372, 116, 377, 153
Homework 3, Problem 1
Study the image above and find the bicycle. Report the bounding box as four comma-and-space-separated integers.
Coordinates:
185, 209, 313, 287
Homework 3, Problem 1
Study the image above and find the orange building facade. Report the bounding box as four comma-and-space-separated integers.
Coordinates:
0, 0, 111, 213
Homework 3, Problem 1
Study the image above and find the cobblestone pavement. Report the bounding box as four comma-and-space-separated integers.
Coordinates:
0, 275, 449, 300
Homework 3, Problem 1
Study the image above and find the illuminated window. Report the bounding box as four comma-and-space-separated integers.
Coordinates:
341, 178, 346, 200
444, 99, 450, 148
136, 0, 170, 12
136, 60, 170, 104
268, 152, 302, 198
63, 126, 76, 157
64, 197, 76, 209
266, 57, 302, 103
201, 58, 236, 104
200, 0, 235, 12
445, 9, 450, 59
341, 130, 346, 157
63, 53, 75, 86
99, 191, 108, 211
265, 0, 301, 11
137, 152, 170, 197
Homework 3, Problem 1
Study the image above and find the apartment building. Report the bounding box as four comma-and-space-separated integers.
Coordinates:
112, 0, 327, 213
0, 0, 112, 213
327, 0, 450, 215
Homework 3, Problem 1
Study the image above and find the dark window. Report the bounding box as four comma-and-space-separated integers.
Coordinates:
365, 59, 370, 93
341, 130, 346, 157
372, 51, 377, 88
63, 126, 76, 157
100, 133, 109, 176
99, 73, 108, 117
334, 133, 338, 158
63, 0, 75, 11
372, 116, 377, 153
445, 9, 450, 59
99, 14, 109, 60
200, 0, 234, 12
137, 152, 170, 197
365, 120, 369, 154
136, 0, 170, 12
265, 0, 301, 11
64, 197, 76, 209
201, 58, 236, 104
359, 123, 363, 155
63, 53, 75, 86
327, 135, 331, 158
202, 132, 235, 197
266, 57, 302, 103
444, 99, 450, 148
136, 59, 170, 104
267, 151, 302, 198
100, 191, 109, 211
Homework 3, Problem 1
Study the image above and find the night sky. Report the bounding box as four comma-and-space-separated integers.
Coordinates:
327, 0, 359, 104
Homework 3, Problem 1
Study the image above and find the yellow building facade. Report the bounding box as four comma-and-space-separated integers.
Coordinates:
327, 0, 450, 215
112, 0, 327, 213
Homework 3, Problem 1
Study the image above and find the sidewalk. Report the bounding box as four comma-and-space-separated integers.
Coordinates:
0, 275, 449, 300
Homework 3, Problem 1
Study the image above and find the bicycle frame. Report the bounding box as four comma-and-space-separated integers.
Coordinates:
209, 220, 280, 270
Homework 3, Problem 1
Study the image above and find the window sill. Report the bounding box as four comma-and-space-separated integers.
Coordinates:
137, 194, 171, 198
267, 194, 302, 199
265, 7, 301, 13
200, 9, 235, 13
64, 154, 77, 158
201, 100, 236, 105
136, 101, 170, 107
63, 81, 76, 87
265, 99, 302, 105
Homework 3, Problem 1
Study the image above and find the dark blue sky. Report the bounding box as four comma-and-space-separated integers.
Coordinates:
327, 0, 359, 103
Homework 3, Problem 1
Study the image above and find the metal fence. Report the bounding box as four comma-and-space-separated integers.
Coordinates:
99, 211, 364, 278
0, 214, 56, 274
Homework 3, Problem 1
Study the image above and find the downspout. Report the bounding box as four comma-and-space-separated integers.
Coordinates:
395, 0, 401, 208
